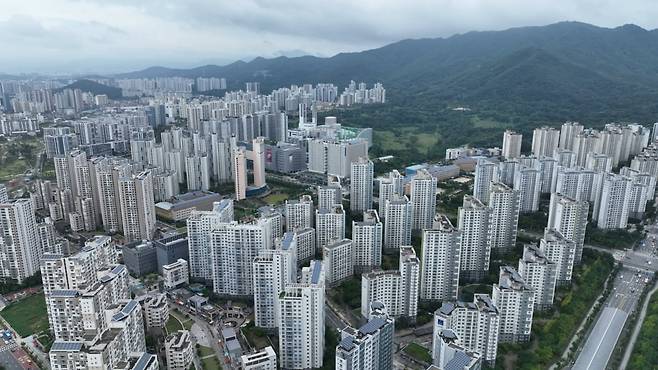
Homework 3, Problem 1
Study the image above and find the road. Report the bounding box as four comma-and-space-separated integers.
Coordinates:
620, 280, 658, 369
570, 218, 658, 370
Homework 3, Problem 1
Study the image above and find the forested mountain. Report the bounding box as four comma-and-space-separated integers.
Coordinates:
114, 22, 658, 165
58, 79, 123, 99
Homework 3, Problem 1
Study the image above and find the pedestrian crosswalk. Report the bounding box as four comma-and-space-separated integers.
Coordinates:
0, 342, 18, 353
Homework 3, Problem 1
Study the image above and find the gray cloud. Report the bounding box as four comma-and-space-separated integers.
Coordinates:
3, 0, 658, 74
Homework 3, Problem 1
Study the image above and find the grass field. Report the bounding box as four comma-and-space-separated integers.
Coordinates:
201, 356, 223, 369
198, 345, 215, 357
0, 293, 49, 337
403, 343, 432, 363
263, 192, 288, 205
165, 315, 183, 334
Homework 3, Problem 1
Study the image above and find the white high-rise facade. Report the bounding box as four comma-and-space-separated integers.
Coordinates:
361, 246, 419, 319
559, 122, 584, 150
420, 215, 461, 301
253, 233, 297, 328
278, 261, 325, 369
473, 159, 498, 203
383, 195, 412, 250
187, 200, 233, 283
433, 294, 500, 367
377, 170, 403, 219
502, 130, 522, 159
335, 305, 395, 370
315, 204, 345, 248
513, 166, 541, 213
0, 199, 41, 283
540, 229, 576, 285
458, 196, 491, 282
350, 157, 374, 212
532, 127, 560, 157
118, 170, 156, 242
324, 239, 354, 286
518, 244, 557, 311
352, 209, 383, 271
492, 266, 535, 343
210, 219, 273, 296
410, 169, 437, 230
488, 182, 520, 253
547, 193, 588, 264
594, 173, 632, 229
185, 154, 210, 191
285, 195, 314, 231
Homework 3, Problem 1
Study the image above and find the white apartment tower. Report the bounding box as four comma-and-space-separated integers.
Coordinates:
377, 170, 403, 219
458, 196, 492, 282
352, 209, 383, 271
559, 122, 584, 150
433, 294, 500, 367
117, 170, 156, 242
335, 305, 395, 370
488, 182, 520, 253
361, 246, 419, 319
278, 261, 326, 369
410, 169, 437, 230
420, 214, 461, 301
502, 130, 522, 159
540, 229, 576, 285
324, 239, 354, 286
186, 199, 233, 283
532, 127, 560, 157
594, 173, 632, 229
492, 266, 535, 343
350, 157, 374, 212
285, 195, 314, 231
472, 159, 498, 204
547, 193, 589, 264
513, 166, 542, 213
518, 244, 557, 311
383, 194, 412, 250
0, 199, 41, 283
210, 219, 273, 296
315, 204, 346, 248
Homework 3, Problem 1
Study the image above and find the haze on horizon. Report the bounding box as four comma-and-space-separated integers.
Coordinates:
2, 0, 658, 75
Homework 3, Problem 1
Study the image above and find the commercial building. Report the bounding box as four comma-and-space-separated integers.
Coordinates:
154, 191, 222, 222
153, 233, 189, 274
122, 240, 157, 277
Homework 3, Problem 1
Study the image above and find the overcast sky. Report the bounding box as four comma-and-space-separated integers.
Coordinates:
2, 0, 658, 75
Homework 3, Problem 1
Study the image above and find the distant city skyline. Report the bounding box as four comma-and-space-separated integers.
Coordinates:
3, 0, 658, 74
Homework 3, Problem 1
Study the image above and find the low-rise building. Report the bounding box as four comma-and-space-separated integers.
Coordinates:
140, 294, 169, 330
155, 191, 223, 222
241, 346, 278, 370
165, 330, 195, 370
162, 259, 189, 289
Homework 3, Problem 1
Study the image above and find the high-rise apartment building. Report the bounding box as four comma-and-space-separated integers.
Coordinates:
335, 305, 395, 370
410, 169, 437, 230
492, 266, 535, 343
420, 215, 461, 301
473, 159, 498, 203
540, 229, 576, 285
532, 127, 560, 157
352, 209, 383, 271
518, 244, 557, 311
488, 182, 520, 254
547, 193, 588, 264
383, 194, 412, 250
502, 130, 522, 159
285, 195, 314, 231
433, 294, 500, 367
350, 157, 374, 212
186, 199, 233, 283
458, 196, 492, 282
0, 199, 41, 283
315, 204, 346, 248
278, 261, 326, 369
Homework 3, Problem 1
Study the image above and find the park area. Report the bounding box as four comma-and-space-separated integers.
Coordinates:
627, 291, 658, 369
0, 293, 49, 337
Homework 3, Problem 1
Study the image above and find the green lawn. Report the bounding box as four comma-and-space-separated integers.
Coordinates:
403, 343, 432, 363
198, 345, 215, 357
0, 293, 49, 337
170, 310, 194, 330
628, 291, 658, 369
201, 356, 223, 370
263, 192, 288, 205
241, 322, 270, 350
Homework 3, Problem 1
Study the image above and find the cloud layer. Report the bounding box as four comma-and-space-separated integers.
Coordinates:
2, 0, 658, 74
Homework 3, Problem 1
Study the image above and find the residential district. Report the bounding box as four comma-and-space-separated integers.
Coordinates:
0, 78, 656, 370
